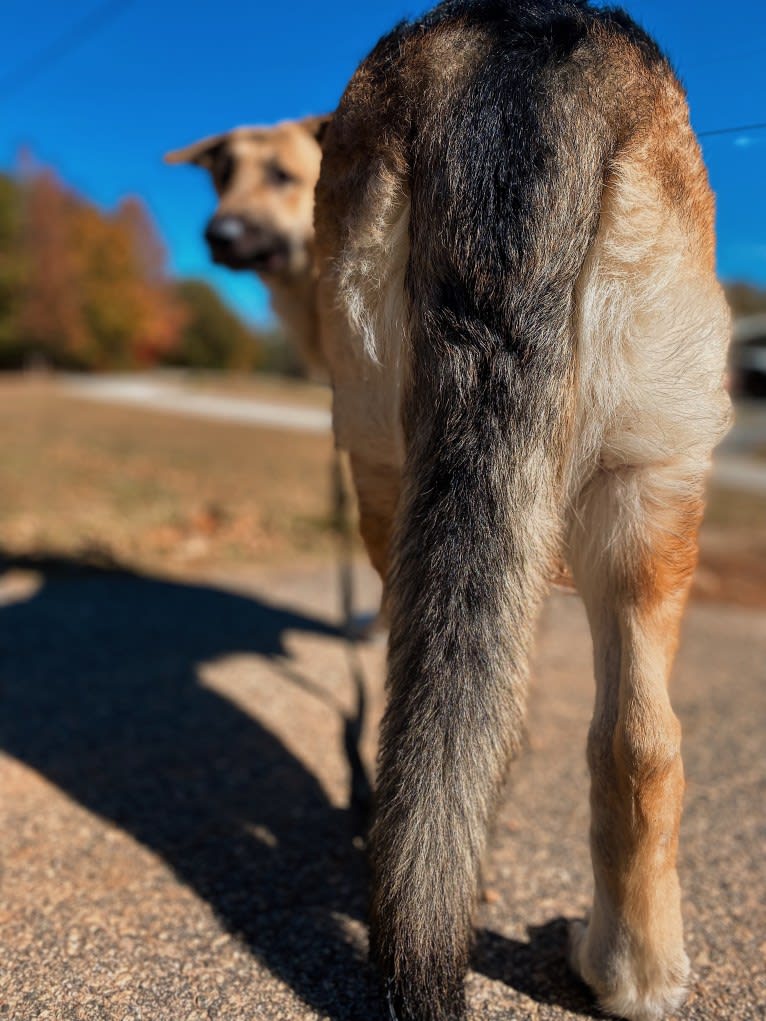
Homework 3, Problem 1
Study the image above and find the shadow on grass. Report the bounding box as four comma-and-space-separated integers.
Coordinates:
0, 551, 382, 1021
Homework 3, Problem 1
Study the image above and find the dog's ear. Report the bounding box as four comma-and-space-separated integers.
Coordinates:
299, 114, 332, 146
164, 133, 227, 169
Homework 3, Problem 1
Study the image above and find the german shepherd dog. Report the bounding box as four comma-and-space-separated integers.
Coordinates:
165, 116, 329, 371
315, 2, 731, 1020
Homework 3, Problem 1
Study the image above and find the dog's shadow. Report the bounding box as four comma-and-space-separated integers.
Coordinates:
0, 552, 383, 1019
0, 552, 596, 1020
474, 920, 602, 1018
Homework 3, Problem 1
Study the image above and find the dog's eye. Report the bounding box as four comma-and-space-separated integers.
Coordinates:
267, 163, 296, 187
215, 155, 234, 190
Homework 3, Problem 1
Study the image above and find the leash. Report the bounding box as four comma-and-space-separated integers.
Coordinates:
332, 449, 374, 830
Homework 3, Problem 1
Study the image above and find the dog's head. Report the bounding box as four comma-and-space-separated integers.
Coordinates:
165, 115, 330, 278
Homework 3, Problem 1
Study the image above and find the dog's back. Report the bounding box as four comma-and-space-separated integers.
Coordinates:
316, 4, 730, 1020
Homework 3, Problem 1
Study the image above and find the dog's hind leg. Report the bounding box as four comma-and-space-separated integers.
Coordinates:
566, 142, 731, 1021
568, 463, 705, 1021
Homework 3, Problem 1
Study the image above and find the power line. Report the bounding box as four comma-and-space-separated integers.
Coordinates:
0, 0, 135, 100
0, 2, 762, 145
699, 121, 766, 138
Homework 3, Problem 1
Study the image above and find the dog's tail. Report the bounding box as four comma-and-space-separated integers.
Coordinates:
367, 17, 618, 1021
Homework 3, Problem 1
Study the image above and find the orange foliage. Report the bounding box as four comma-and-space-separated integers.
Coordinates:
15, 162, 186, 369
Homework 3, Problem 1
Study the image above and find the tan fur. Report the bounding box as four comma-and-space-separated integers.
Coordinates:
563, 92, 730, 1019
315, 34, 730, 1021
165, 117, 328, 371
166, 16, 734, 1021
348, 453, 401, 584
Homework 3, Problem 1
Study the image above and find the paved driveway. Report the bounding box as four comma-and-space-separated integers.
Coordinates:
0, 558, 763, 1020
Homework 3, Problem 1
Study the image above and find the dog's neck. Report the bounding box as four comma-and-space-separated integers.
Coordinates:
262, 267, 324, 377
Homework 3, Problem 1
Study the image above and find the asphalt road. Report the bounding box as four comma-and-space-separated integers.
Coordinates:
0, 557, 764, 1021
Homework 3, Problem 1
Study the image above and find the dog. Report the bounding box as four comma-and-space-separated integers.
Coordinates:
314, 2, 731, 1020
165, 116, 330, 372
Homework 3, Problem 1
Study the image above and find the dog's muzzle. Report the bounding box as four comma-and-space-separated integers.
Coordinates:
204, 215, 291, 274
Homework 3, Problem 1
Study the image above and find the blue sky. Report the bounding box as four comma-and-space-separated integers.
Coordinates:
1, 0, 765, 325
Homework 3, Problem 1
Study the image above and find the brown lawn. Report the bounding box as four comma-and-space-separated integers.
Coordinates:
1, 375, 764, 606
0, 377, 340, 574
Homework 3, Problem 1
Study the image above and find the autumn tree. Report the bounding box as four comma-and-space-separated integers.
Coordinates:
168, 279, 262, 370
0, 174, 26, 366
15, 167, 90, 366
13, 161, 185, 369
112, 197, 186, 365
0, 158, 268, 372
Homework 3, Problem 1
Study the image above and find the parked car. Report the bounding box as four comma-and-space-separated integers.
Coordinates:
731, 315, 766, 398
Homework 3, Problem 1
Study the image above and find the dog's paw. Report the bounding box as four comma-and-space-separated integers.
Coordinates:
568, 918, 689, 1021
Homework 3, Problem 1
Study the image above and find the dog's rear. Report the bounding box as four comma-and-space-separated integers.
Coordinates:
316, 3, 730, 1020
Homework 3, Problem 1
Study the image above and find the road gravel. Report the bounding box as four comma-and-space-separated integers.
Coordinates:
0, 558, 763, 1020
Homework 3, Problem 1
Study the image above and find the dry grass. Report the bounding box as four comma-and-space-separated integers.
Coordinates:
1, 375, 764, 605
0, 377, 342, 574
695, 487, 766, 608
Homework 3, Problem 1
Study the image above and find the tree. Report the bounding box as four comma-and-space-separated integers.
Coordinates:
0, 174, 26, 366
12, 161, 185, 369
725, 281, 766, 319
15, 167, 89, 366
70, 194, 186, 368
1, 158, 267, 372
169, 279, 262, 370
112, 197, 186, 365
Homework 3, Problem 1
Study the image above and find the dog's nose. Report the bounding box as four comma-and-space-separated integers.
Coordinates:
205, 215, 246, 247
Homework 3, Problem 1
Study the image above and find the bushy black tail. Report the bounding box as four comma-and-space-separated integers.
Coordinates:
366, 4, 615, 1019
370, 339, 569, 1021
